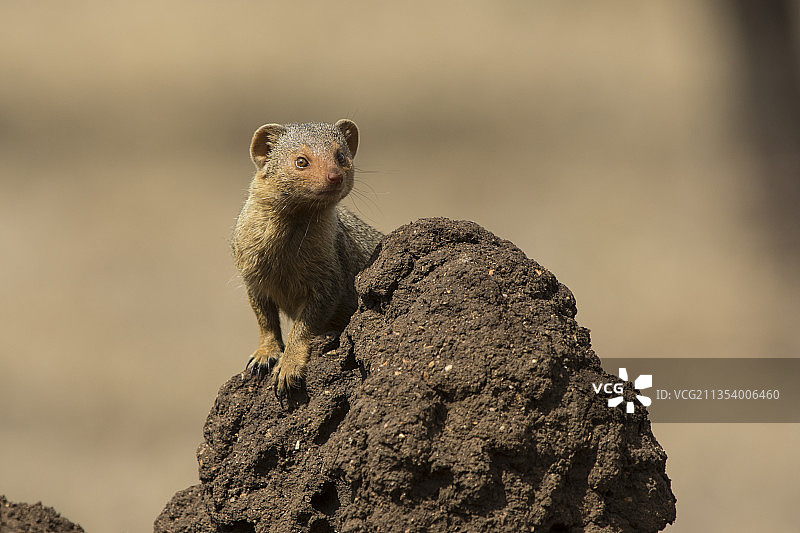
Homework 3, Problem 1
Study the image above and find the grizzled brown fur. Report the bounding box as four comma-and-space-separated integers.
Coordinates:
232, 120, 383, 399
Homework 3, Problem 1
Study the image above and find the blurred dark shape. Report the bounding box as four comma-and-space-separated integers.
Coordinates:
728, 0, 800, 263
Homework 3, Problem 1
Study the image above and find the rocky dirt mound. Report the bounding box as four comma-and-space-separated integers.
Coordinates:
0, 495, 84, 533
156, 218, 676, 533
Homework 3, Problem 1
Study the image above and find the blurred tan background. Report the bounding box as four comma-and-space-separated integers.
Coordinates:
1, 1, 799, 531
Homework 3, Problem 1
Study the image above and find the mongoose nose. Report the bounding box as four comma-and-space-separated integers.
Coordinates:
326, 170, 343, 185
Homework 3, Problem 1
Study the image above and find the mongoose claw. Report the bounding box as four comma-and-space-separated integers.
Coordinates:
272, 358, 305, 403
272, 372, 309, 409
272, 371, 294, 402
273, 378, 284, 403
246, 355, 279, 380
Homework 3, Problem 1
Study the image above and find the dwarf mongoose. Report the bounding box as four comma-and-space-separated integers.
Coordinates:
232, 120, 383, 399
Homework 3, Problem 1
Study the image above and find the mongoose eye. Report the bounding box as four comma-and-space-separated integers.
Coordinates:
295, 156, 309, 169
336, 151, 347, 166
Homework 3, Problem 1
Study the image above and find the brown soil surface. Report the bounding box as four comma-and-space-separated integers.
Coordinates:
156, 218, 676, 533
0, 495, 84, 533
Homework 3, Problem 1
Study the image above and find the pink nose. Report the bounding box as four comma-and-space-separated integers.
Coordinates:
326, 170, 343, 185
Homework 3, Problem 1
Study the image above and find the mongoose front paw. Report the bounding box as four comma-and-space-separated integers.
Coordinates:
246, 348, 280, 380
272, 356, 306, 401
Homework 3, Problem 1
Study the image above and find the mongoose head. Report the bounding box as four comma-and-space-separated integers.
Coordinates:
249, 120, 359, 213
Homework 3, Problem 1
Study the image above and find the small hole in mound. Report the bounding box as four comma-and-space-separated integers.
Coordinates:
314, 398, 350, 445
309, 517, 333, 533
409, 466, 453, 501
253, 447, 279, 475
549, 523, 569, 532
310, 481, 340, 516
218, 520, 255, 533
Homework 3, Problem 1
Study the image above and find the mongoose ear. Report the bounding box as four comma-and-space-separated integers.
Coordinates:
250, 124, 287, 168
335, 119, 359, 159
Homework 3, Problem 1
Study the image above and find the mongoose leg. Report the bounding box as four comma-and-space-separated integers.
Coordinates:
246, 292, 284, 378
272, 299, 326, 399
